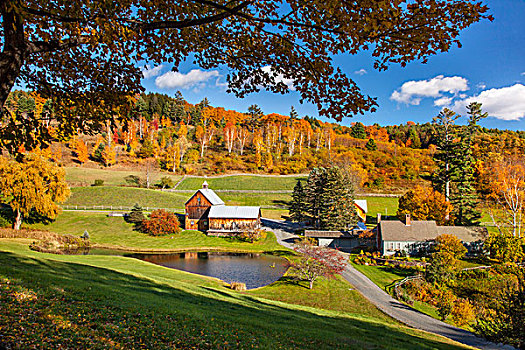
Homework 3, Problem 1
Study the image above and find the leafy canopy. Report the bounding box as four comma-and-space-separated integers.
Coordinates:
0, 154, 70, 229
0, 0, 491, 152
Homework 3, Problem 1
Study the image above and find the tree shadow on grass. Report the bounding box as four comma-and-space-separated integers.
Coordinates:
0, 251, 469, 350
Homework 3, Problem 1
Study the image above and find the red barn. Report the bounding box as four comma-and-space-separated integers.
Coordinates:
185, 182, 261, 235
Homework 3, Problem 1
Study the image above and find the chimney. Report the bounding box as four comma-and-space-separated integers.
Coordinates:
377, 213, 381, 223
202, 181, 209, 189
405, 214, 411, 226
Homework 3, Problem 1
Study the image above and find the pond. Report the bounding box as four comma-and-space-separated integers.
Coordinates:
131, 252, 289, 289
69, 248, 289, 289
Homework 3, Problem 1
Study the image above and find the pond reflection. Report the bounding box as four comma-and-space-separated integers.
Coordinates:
132, 252, 289, 289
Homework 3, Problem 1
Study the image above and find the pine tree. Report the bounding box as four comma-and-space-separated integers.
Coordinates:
319, 167, 358, 230
290, 180, 308, 223
127, 203, 145, 226
350, 122, 366, 139
305, 168, 325, 228
432, 108, 460, 202
365, 138, 377, 151
452, 102, 486, 225
304, 167, 358, 230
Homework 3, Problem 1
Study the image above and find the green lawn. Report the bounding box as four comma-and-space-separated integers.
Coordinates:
28, 211, 285, 253
0, 241, 470, 349
65, 186, 188, 209
64, 186, 395, 221
65, 166, 182, 187
357, 196, 399, 221
176, 175, 306, 191
249, 274, 392, 323
350, 261, 412, 291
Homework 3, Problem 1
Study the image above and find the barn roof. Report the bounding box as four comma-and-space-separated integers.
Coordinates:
208, 206, 260, 219
354, 200, 368, 213
379, 220, 484, 243
185, 188, 225, 206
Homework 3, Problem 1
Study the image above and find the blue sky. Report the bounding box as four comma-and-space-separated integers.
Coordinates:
141, 1, 525, 130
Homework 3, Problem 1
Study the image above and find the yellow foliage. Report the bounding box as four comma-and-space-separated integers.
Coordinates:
101, 146, 116, 167
0, 154, 70, 229
397, 186, 454, 225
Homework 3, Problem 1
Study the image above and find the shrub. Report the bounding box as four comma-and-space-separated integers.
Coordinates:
141, 209, 181, 236
124, 175, 142, 187
92, 179, 104, 186
435, 289, 456, 321
237, 229, 267, 243
229, 282, 247, 291
127, 204, 145, 226
157, 176, 174, 189
0, 215, 11, 228
451, 298, 475, 327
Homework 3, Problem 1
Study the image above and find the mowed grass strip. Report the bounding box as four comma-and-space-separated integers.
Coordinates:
64, 186, 397, 216
28, 211, 285, 252
65, 186, 188, 209
65, 166, 182, 187
0, 242, 470, 349
176, 175, 306, 191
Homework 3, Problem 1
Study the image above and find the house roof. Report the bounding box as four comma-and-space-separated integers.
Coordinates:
304, 230, 348, 238
208, 206, 260, 219
185, 188, 225, 206
379, 220, 484, 243
354, 200, 368, 213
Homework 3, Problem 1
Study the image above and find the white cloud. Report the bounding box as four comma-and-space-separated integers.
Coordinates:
452, 84, 525, 121
142, 65, 164, 79
155, 69, 219, 89
354, 68, 368, 76
261, 66, 296, 91
476, 82, 486, 89
391, 75, 469, 105
521, 72, 525, 76
434, 96, 453, 107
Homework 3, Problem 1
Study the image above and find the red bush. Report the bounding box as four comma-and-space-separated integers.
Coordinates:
141, 209, 181, 236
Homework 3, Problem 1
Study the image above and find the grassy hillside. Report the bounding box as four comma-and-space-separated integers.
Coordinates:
65, 186, 188, 209
175, 175, 306, 191
0, 241, 469, 349
64, 186, 399, 215
65, 166, 182, 187
28, 212, 284, 252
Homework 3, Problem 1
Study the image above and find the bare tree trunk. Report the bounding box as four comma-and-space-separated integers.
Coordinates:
0, 2, 27, 111
13, 209, 22, 230
146, 164, 150, 189
309, 279, 313, 289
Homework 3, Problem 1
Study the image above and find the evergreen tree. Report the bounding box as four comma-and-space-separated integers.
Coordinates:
127, 203, 145, 226
452, 102, 486, 225
289, 180, 308, 223
432, 108, 460, 202
304, 167, 358, 230
304, 168, 325, 228
319, 167, 358, 230
290, 106, 299, 121
365, 138, 377, 151
247, 104, 264, 132
350, 122, 366, 139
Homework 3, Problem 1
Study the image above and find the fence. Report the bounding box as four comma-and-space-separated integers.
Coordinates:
61, 205, 184, 213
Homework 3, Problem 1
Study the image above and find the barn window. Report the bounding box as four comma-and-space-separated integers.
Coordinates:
197, 197, 201, 204
191, 221, 195, 225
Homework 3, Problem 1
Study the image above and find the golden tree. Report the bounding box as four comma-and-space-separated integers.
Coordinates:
0, 154, 70, 230
101, 145, 116, 167
75, 139, 89, 164
397, 186, 454, 225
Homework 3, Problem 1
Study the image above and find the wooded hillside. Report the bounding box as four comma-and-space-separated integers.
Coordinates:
4, 90, 525, 193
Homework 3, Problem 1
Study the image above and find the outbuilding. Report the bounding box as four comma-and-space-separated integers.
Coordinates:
184, 182, 261, 235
